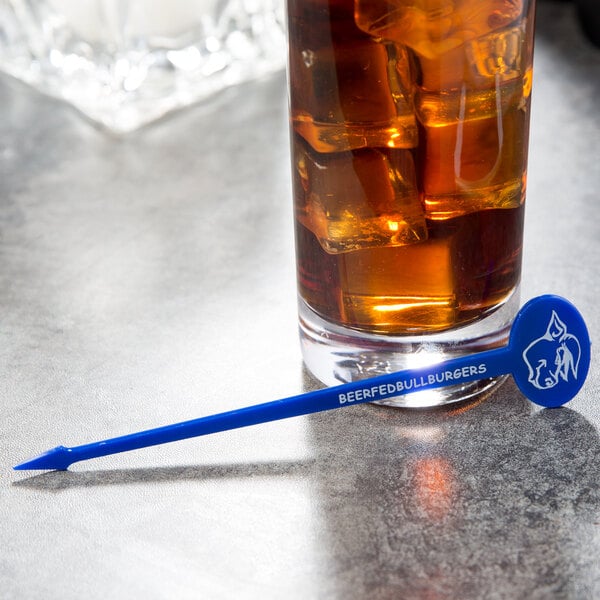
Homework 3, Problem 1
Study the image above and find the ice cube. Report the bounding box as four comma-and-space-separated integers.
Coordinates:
416, 97, 528, 219
288, 0, 418, 153
338, 239, 456, 331
467, 25, 524, 79
293, 136, 427, 253
354, 0, 523, 60
415, 76, 526, 126
417, 24, 529, 92
412, 19, 533, 218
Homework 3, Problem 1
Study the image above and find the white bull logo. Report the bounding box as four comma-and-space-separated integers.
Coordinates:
522, 311, 582, 390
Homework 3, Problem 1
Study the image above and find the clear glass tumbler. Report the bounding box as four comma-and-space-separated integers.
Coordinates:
287, 0, 537, 407
0, 0, 286, 132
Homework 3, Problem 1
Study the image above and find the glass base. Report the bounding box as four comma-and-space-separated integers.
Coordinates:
0, 0, 286, 133
298, 288, 520, 408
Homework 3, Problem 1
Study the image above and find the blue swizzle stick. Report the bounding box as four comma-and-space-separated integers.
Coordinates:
14, 295, 591, 472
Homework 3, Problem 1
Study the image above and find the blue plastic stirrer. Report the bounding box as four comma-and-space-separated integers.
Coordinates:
14, 295, 591, 472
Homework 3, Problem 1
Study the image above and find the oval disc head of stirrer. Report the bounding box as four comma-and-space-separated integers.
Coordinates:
508, 295, 591, 408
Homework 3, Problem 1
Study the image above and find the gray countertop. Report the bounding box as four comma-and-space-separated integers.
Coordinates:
1, 2, 599, 598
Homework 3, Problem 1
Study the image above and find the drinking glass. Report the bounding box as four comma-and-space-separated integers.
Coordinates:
287, 0, 536, 407
0, 0, 286, 132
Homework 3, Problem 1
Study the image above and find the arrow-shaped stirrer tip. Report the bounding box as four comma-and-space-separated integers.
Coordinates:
14, 446, 73, 471
13, 295, 591, 472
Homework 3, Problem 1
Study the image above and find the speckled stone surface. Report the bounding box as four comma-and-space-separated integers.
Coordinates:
1, 2, 599, 599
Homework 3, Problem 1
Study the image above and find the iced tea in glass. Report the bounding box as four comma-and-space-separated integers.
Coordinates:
288, 0, 536, 406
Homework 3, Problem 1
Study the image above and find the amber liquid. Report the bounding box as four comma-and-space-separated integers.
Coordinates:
289, 0, 534, 334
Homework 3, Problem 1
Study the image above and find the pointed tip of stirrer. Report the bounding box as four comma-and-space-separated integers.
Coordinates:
13, 446, 74, 471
